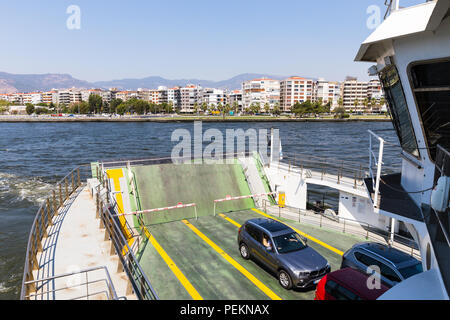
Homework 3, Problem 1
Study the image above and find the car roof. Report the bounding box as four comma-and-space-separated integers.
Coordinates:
247, 218, 291, 235
328, 268, 389, 299
355, 242, 419, 268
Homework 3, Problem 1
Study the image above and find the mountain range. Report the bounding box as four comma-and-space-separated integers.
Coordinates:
0, 72, 303, 94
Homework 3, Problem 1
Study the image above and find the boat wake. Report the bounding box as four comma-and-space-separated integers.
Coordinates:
0, 172, 54, 207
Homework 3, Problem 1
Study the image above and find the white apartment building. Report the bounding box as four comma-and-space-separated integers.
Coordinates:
56, 91, 71, 105
242, 78, 280, 111
315, 79, 341, 109
41, 91, 57, 105
115, 91, 139, 102
180, 85, 202, 113
23, 93, 43, 105
167, 87, 181, 109
279, 77, 315, 111
228, 90, 243, 112
200, 88, 227, 108
341, 77, 384, 112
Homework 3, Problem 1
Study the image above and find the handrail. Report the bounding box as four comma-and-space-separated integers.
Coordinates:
23, 266, 119, 300
369, 130, 385, 206
261, 199, 420, 259
20, 164, 92, 300
274, 157, 367, 191
95, 172, 159, 300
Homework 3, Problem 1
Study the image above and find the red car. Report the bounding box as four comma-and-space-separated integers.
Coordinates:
315, 267, 389, 300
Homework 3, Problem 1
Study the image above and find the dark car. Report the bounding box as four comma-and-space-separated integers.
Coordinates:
341, 242, 423, 287
314, 267, 389, 300
238, 218, 330, 290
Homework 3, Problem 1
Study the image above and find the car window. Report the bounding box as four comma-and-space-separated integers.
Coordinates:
379, 264, 401, 283
245, 224, 261, 242
272, 232, 307, 254
261, 232, 273, 250
324, 280, 359, 300
398, 263, 423, 279
355, 251, 401, 283
354, 252, 379, 267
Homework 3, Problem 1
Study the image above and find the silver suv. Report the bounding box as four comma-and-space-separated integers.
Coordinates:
238, 218, 330, 290
341, 242, 423, 287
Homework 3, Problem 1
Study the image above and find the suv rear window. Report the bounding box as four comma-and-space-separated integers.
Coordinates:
325, 280, 360, 300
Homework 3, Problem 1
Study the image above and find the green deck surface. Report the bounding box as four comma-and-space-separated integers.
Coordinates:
137, 210, 365, 300
118, 162, 366, 300
132, 163, 255, 225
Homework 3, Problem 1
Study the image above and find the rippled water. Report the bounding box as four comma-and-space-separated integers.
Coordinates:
0, 121, 399, 299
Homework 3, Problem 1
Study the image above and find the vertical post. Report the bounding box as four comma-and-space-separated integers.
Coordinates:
72, 173, 75, 193
41, 208, 48, 238
53, 190, 58, 217
59, 184, 63, 207
390, 217, 395, 245
46, 199, 53, 226
343, 219, 346, 233
320, 214, 322, 228
96, 193, 100, 219
77, 168, 81, 187
270, 128, 274, 167
65, 178, 68, 201
374, 139, 384, 207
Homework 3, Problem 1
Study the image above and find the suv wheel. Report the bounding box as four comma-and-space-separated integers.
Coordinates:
278, 270, 293, 290
240, 243, 250, 260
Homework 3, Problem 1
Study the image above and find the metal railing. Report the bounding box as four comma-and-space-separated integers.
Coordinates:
369, 130, 385, 205
20, 164, 92, 300
272, 152, 367, 191
261, 200, 420, 259
23, 266, 120, 300
95, 169, 159, 300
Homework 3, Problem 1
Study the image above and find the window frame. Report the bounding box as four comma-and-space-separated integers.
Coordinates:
379, 63, 420, 159
407, 57, 450, 163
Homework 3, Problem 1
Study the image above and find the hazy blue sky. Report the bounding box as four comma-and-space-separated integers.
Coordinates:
0, 0, 397, 82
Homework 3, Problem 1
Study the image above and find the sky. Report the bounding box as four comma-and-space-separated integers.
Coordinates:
0, 0, 406, 83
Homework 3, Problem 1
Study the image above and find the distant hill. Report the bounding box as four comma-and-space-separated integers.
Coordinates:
0, 72, 93, 93
92, 73, 290, 90
0, 72, 317, 93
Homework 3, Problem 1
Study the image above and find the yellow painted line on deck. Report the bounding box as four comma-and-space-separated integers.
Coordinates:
181, 219, 282, 300
251, 208, 344, 256
106, 169, 135, 253
218, 213, 242, 228
140, 224, 203, 300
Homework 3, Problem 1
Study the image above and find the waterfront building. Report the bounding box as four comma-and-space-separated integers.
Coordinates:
279, 76, 315, 111
167, 87, 181, 110
115, 91, 139, 102
242, 78, 280, 112
22, 92, 42, 105
228, 90, 243, 113
341, 77, 384, 113
42, 91, 57, 105
315, 78, 341, 109
200, 88, 227, 108
180, 84, 202, 113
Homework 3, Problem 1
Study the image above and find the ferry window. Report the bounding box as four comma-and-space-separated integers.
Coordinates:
379, 64, 420, 158
410, 60, 450, 161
